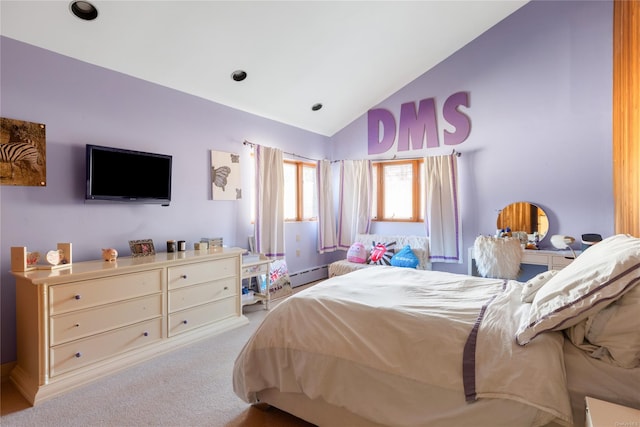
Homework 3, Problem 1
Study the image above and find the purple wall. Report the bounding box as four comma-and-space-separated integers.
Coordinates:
0, 37, 336, 364
331, 0, 614, 274
0, 0, 614, 365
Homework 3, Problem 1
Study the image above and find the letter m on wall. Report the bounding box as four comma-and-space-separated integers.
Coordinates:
397, 98, 439, 152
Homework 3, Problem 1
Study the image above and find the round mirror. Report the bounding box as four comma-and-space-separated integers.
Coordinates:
496, 202, 549, 243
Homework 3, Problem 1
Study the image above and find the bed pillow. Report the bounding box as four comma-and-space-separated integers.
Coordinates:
346, 242, 367, 264
576, 283, 640, 368
585, 284, 640, 368
368, 241, 395, 266
521, 270, 559, 303
516, 234, 640, 346
390, 245, 419, 269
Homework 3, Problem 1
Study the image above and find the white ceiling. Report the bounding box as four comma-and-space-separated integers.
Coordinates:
1, 1, 528, 136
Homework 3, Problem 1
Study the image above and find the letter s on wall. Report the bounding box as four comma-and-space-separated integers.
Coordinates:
442, 92, 471, 146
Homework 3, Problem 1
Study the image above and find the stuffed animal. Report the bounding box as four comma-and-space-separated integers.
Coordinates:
346, 242, 367, 264
102, 248, 118, 262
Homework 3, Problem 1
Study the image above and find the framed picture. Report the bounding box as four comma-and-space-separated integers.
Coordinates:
0, 117, 47, 187
129, 239, 155, 257
211, 150, 241, 200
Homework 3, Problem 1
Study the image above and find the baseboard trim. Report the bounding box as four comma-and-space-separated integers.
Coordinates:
2, 361, 16, 383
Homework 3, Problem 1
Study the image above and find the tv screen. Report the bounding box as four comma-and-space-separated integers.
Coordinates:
86, 144, 172, 205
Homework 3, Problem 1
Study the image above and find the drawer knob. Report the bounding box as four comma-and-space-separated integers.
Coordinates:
143, 331, 149, 337
224, 286, 228, 290
182, 320, 188, 325
181, 274, 188, 279
74, 295, 81, 300
75, 352, 82, 358
75, 323, 80, 328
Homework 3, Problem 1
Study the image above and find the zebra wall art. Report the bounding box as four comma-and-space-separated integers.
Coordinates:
0, 117, 46, 186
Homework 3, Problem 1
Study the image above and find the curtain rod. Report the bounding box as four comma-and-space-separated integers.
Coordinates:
331, 149, 462, 163
243, 140, 321, 162
244, 140, 461, 163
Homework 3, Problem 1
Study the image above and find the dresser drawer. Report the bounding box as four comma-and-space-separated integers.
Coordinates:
50, 270, 163, 315
551, 255, 574, 269
168, 277, 236, 313
168, 257, 237, 290
50, 294, 163, 346
521, 252, 549, 265
168, 297, 237, 336
50, 318, 162, 377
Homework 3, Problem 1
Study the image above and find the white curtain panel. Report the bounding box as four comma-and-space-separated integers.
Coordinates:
337, 160, 372, 249
317, 160, 338, 253
255, 145, 285, 258
424, 154, 462, 263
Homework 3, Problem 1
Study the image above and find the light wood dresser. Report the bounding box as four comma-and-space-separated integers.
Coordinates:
10, 247, 248, 405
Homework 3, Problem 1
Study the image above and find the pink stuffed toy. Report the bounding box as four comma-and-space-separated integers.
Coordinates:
346, 242, 367, 264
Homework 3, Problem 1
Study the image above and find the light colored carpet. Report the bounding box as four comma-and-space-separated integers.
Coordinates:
0, 297, 313, 427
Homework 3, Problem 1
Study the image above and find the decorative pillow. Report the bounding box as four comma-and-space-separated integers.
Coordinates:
346, 242, 367, 264
566, 283, 640, 368
521, 270, 559, 303
390, 245, 419, 269
368, 241, 395, 265
516, 234, 640, 346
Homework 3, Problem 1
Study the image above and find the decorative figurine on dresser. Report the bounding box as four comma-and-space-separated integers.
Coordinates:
102, 248, 118, 262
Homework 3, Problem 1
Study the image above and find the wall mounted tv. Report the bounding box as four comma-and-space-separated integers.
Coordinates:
85, 144, 172, 206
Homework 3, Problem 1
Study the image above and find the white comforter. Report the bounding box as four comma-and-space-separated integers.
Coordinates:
233, 267, 573, 427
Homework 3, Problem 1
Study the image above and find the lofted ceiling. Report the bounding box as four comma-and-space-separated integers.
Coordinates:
0, 1, 529, 136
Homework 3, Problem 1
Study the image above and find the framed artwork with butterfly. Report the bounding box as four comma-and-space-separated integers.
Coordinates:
211, 150, 241, 200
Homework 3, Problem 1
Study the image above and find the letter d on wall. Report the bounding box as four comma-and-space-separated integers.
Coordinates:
368, 108, 396, 155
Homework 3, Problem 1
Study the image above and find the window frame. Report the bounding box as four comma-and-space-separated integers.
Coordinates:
284, 159, 318, 222
372, 159, 423, 222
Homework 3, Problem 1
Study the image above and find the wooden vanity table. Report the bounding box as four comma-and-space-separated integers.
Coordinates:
471, 201, 581, 278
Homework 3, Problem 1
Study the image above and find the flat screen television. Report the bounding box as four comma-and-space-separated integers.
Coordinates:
85, 144, 172, 206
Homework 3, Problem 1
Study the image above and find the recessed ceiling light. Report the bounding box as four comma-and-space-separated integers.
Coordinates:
231, 70, 247, 82
311, 103, 323, 111
70, 1, 98, 21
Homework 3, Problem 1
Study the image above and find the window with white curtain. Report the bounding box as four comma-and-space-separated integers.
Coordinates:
372, 160, 424, 222
283, 160, 317, 221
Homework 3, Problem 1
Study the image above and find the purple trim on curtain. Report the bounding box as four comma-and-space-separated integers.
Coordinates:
449, 153, 461, 261
335, 160, 372, 250
317, 160, 337, 253
336, 161, 347, 249
316, 161, 323, 250
462, 280, 507, 402
424, 154, 461, 262
254, 146, 262, 252
364, 162, 372, 234
264, 251, 285, 258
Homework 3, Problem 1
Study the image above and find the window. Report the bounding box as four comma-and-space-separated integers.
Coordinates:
284, 160, 317, 221
372, 160, 423, 222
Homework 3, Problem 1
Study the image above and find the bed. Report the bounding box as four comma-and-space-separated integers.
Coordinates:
233, 234, 640, 427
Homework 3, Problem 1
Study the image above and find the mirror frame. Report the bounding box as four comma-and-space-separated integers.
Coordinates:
496, 202, 549, 243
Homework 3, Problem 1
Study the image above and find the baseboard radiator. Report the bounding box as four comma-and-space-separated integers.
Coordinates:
289, 264, 328, 287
